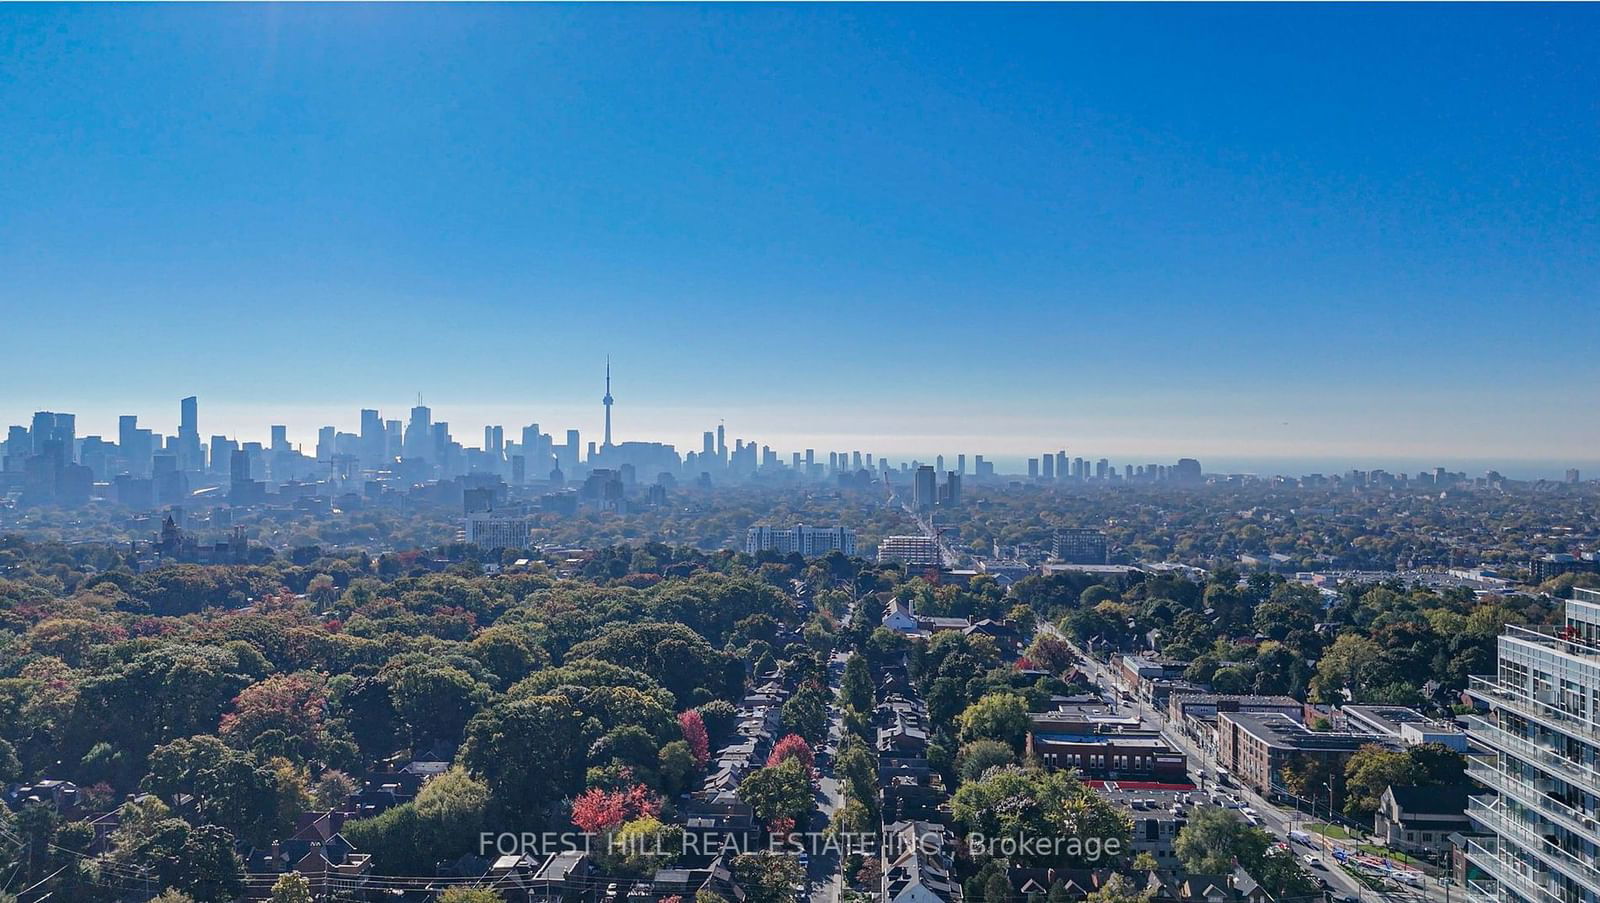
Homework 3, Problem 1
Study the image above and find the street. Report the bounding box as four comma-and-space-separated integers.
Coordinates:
1045, 624, 1448, 903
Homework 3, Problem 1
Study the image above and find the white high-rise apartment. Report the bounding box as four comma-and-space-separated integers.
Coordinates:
1465, 586, 1600, 903
744, 524, 856, 558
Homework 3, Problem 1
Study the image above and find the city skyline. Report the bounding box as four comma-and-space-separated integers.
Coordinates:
4, 5, 1598, 467
5, 379, 1594, 481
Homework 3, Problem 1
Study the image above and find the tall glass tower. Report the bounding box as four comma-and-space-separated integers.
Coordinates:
1465, 586, 1600, 903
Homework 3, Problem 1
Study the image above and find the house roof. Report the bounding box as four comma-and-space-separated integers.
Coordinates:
1386, 784, 1471, 816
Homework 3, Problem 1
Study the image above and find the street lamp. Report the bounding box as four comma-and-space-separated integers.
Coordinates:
1321, 782, 1334, 858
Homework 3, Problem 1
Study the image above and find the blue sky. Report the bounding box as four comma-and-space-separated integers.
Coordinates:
1, 4, 1596, 471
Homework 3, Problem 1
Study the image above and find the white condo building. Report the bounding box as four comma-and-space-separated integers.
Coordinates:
1465, 587, 1600, 903
744, 524, 856, 558
465, 513, 532, 551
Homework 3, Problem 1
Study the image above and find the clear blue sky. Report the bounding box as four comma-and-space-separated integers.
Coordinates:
2, 4, 1596, 470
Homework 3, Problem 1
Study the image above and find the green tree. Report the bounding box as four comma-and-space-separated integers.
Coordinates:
437, 890, 506, 903
269, 872, 313, 903
733, 852, 806, 903
958, 692, 1029, 750
952, 766, 1130, 867
841, 653, 874, 713
737, 759, 813, 827
956, 739, 1016, 783
462, 694, 584, 821
1344, 744, 1423, 817
1087, 873, 1154, 903
1174, 806, 1269, 874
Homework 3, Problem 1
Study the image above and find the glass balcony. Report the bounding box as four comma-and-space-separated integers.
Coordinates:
1465, 877, 1501, 903
1467, 714, 1600, 799
1469, 676, 1600, 746
1468, 796, 1600, 891
1467, 760, 1600, 847
1465, 836, 1564, 903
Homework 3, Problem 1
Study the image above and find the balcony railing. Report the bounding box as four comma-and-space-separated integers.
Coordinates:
1465, 877, 1501, 903
1469, 759, 1600, 838
1465, 836, 1566, 903
1465, 877, 1500, 903
1468, 796, 1600, 890
1466, 714, 1600, 798
1469, 676, 1600, 745
1503, 623, 1600, 661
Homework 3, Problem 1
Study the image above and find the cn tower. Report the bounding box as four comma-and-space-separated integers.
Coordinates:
602, 357, 614, 448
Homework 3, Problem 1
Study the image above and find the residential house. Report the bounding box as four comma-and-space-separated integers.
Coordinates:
1374, 785, 1472, 855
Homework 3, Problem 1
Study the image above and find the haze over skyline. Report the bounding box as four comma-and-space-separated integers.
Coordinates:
4, 5, 1597, 466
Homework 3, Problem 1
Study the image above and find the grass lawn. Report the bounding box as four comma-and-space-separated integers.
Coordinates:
1307, 822, 1355, 840
1355, 844, 1425, 867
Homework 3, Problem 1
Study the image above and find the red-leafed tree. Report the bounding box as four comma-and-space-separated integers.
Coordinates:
570, 783, 661, 834
219, 672, 328, 747
679, 709, 710, 766
767, 733, 814, 770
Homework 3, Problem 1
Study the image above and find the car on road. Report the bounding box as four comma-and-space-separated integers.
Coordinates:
1302, 854, 1325, 869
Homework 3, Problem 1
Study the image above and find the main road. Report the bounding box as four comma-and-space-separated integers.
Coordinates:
1043, 623, 1444, 903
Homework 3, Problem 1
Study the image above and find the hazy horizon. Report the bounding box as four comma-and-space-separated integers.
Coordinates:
7, 394, 1593, 481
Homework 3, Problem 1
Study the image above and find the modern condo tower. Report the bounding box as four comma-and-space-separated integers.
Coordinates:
1465, 586, 1600, 903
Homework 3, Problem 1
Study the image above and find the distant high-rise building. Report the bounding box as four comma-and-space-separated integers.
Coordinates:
913, 464, 937, 511
957, 454, 966, 475
465, 512, 532, 550
745, 524, 857, 557
30, 412, 75, 462
1056, 451, 1067, 479
360, 408, 384, 463
1567, 468, 1581, 483
1028, 458, 1040, 479
229, 448, 250, 484
405, 405, 431, 459
942, 471, 961, 506
877, 535, 942, 568
1172, 458, 1203, 484
1041, 454, 1055, 480
178, 396, 201, 471
563, 429, 581, 474
1052, 528, 1109, 564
